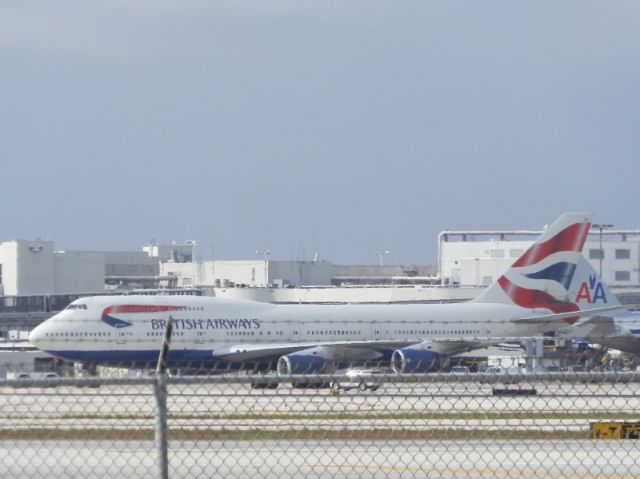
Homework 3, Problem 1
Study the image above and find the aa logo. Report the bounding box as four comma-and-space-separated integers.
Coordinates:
574, 275, 607, 303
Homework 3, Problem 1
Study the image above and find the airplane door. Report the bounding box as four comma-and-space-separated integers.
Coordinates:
290, 322, 300, 342
116, 331, 127, 345
372, 322, 382, 340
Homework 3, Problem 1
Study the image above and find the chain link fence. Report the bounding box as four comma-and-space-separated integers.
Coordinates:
1, 366, 640, 478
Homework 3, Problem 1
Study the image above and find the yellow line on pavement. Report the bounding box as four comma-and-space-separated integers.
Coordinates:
311, 463, 637, 479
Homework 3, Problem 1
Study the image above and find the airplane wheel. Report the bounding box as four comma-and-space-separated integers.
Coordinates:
251, 380, 278, 389
330, 381, 341, 391
358, 381, 368, 392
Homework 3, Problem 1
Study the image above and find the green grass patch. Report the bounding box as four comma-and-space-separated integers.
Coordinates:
0, 428, 587, 441
3, 411, 640, 422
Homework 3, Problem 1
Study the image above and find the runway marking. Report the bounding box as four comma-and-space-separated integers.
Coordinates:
314, 463, 638, 479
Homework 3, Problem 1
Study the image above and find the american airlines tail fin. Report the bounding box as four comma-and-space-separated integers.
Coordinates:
566, 255, 621, 309
474, 213, 593, 318
562, 255, 622, 338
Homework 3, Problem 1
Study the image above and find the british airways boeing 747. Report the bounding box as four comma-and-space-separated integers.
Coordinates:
29, 213, 620, 378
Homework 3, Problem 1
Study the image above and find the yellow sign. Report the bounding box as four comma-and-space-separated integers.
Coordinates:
591, 422, 640, 440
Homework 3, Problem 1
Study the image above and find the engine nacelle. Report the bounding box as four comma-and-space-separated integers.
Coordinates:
391, 347, 442, 374
277, 354, 330, 376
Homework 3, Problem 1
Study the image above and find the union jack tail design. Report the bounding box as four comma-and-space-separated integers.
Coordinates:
475, 213, 592, 323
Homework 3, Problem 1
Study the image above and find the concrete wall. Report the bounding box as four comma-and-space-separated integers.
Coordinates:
4, 241, 57, 296
17, 241, 56, 295
0, 240, 107, 295
271, 261, 332, 286
0, 241, 19, 296
211, 260, 266, 287
159, 260, 333, 288
103, 251, 157, 276
143, 244, 194, 262
584, 240, 640, 286
459, 257, 515, 286
54, 251, 105, 294
160, 260, 264, 288
440, 237, 640, 286
440, 240, 530, 286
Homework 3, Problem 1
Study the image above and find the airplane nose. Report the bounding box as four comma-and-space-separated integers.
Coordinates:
29, 323, 46, 349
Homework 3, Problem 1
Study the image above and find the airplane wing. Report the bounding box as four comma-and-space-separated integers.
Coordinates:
213, 337, 503, 365
212, 339, 420, 363
403, 337, 513, 357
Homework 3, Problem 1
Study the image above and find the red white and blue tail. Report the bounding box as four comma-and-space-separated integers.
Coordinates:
474, 213, 592, 321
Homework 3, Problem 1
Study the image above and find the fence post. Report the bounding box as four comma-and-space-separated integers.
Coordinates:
154, 316, 173, 479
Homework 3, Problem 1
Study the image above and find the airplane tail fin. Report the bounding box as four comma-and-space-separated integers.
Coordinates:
566, 255, 621, 309
474, 213, 594, 321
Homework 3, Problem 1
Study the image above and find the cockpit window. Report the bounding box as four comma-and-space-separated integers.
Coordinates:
66, 304, 88, 310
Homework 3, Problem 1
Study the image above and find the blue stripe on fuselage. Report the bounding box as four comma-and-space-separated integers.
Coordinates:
46, 349, 218, 367
43, 347, 396, 370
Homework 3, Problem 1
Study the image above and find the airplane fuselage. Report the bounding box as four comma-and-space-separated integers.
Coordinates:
29, 294, 552, 367
28, 213, 604, 372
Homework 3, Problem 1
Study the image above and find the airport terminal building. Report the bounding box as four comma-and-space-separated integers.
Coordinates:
438, 228, 640, 288
0, 239, 194, 296
0, 226, 639, 319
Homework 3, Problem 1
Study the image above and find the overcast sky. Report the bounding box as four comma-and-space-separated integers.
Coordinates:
1, 2, 639, 265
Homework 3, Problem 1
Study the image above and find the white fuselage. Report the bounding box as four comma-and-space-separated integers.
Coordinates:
29, 294, 560, 367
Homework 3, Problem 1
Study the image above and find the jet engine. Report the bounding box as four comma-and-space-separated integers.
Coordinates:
391, 347, 441, 374
277, 353, 332, 376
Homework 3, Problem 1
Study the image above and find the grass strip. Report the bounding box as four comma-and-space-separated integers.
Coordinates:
0, 428, 587, 441
3, 411, 640, 421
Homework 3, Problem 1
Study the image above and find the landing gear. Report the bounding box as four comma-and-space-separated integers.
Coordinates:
292, 379, 330, 389
250, 378, 279, 389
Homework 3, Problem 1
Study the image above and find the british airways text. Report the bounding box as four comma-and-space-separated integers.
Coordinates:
151, 318, 261, 330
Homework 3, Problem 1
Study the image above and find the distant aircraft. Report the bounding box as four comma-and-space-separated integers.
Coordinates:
563, 257, 640, 355
29, 213, 619, 381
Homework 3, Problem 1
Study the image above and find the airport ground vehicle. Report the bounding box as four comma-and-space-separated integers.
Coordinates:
450, 365, 471, 375
6, 371, 60, 380
6, 371, 60, 388
329, 368, 393, 392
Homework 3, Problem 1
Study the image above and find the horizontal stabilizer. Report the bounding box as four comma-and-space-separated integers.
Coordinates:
513, 305, 624, 324
563, 316, 617, 339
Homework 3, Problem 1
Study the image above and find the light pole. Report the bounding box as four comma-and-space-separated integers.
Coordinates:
375, 250, 390, 266
592, 224, 613, 277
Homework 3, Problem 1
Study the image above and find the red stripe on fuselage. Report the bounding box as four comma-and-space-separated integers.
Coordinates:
103, 305, 187, 315
498, 276, 579, 324
512, 222, 590, 267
